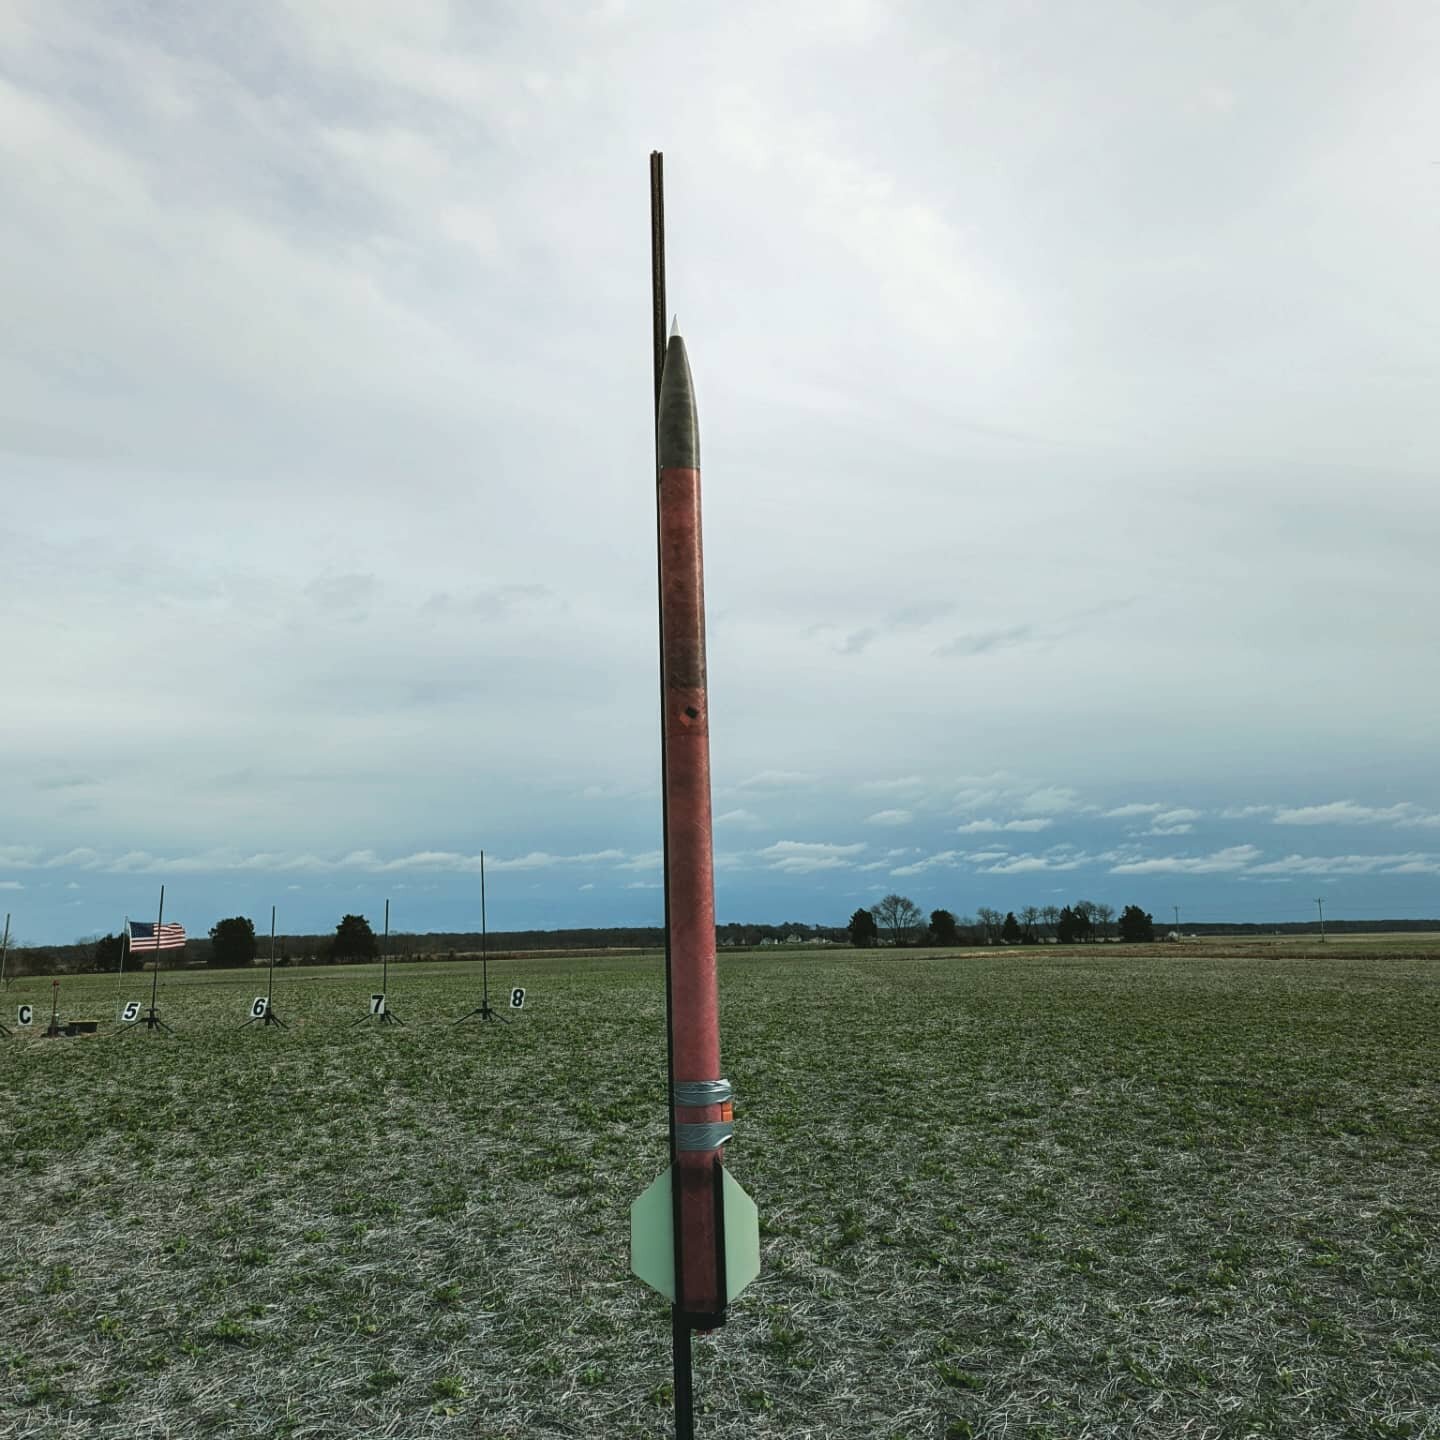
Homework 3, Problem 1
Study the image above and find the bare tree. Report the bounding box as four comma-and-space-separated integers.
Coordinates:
1093, 903, 1115, 941
1040, 905, 1061, 941
1074, 900, 1099, 942
1019, 905, 1042, 944
872, 894, 925, 947
975, 907, 1004, 945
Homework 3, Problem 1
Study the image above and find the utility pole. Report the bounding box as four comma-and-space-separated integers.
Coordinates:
1315, 897, 1326, 943
1172, 905, 1180, 931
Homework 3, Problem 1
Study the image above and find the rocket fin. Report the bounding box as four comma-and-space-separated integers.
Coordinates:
720, 1166, 761, 1302
629, 1167, 761, 1305
630, 1168, 676, 1301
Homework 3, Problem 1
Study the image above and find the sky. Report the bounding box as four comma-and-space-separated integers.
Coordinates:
2, 1, 1438, 945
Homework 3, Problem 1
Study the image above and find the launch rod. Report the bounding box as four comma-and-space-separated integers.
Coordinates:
148, 885, 164, 1017
266, 905, 276, 1007
650, 147, 695, 1440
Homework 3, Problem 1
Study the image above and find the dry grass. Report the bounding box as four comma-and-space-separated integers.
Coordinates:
1, 946, 1438, 1437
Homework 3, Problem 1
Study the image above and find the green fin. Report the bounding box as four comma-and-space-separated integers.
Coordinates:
629, 1167, 761, 1305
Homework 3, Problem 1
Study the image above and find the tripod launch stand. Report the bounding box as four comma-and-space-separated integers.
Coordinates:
355, 899, 404, 1025
120, 886, 176, 1036
457, 851, 507, 1024
242, 906, 286, 1029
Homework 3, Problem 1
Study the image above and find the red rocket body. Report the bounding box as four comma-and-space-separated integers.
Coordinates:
656, 327, 729, 1325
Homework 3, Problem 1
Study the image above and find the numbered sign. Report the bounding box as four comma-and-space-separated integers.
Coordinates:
17, 1004, 33, 1027
120, 1000, 141, 1023
249, 996, 269, 1020
509, 986, 526, 1010
369, 993, 386, 1016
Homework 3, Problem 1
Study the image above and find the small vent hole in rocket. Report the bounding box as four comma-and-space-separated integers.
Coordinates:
685, 706, 700, 719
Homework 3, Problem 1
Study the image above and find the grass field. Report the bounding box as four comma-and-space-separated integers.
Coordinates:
1, 943, 1437, 1438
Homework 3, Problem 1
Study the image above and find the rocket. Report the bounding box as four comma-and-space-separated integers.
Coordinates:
630, 321, 760, 1330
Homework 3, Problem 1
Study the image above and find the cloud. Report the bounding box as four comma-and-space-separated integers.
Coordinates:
305, 572, 380, 620
859, 776, 926, 795
978, 851, 1092, 874
0, 845, 649, 878
1105, 803, 1164, 818
935, 624, 1034, 658
1221, 805, 1274, 819
883, 601, 955, 630
950, 788, 1003, 813
736, 771, 816, 791
1110, 845, 1262, 875
1018, 786, 1083, 816
889, 850, 963, 877
1272, 801, 1440, 829
5, 5, 1440, 941
838, 627, 878, 655
44, 847, 103, 868
1247, 851, 1440, 876
0, 881, 23, 890
715, 808, 765, 829
955, 817, 1053, 834
865, 809, 913, 826
1146, 808, 1203, 836
757, 840, 865, 874
614, 851, 663, 872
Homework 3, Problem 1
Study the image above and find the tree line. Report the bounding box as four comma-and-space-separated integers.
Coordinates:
6, 908, 1438, 978
849, 896, 1160, 947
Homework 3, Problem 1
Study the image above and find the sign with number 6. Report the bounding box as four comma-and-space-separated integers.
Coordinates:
509, 986, 526, 1010
120, 1000, 141, 1023
250, 996, 269, 1020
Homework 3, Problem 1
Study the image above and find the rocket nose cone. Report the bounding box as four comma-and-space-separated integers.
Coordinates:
658, 333, 699, 470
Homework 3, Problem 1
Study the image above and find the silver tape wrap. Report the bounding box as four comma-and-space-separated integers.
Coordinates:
675, 1122, 734, 1151
672, 1079, 732, 1107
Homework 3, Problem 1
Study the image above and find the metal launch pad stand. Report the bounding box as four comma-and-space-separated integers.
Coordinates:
119, 886, 176, 1036
355, 900, 404, 1026
241, 906, 286, 1029
456, 851, 508, 1024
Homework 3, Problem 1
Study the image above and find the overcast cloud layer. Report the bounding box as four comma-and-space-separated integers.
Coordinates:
3, 2, 1437, 943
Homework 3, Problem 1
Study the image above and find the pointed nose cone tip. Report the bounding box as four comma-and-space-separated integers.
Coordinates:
657, 331, 699, 470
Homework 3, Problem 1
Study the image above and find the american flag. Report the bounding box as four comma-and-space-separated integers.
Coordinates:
127, 921, 187, 952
